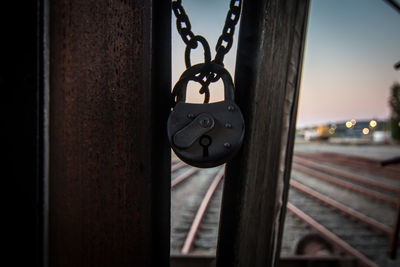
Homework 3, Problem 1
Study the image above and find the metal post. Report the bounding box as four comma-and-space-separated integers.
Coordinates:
49, 1, 171, 266
216, 0, 310, 266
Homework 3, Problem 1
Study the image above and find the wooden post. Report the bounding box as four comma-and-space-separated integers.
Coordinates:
49, 1, 171, 266
2, 1, 45, 266
388, 195, 400, 259
216, 1, 310, 266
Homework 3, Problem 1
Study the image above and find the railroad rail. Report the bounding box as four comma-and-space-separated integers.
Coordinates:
293, 156, 400, 195
292, 163, 398, 206
292, 151, 400, 265
170, 151, 400, 266
180, 168, 224, 254
171, 163, 224, 255
286, 202, 378, 267
295, 151, 400, 181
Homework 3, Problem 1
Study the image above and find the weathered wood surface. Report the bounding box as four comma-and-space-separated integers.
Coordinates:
388, 198, 400, 259
49, 1, 171, 266
216, 1, 310, 266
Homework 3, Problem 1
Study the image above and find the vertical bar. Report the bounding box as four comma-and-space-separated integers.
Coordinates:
216, 1, 310, 266
152, 0, 172, 264
2, 1, 43, 266
38, 0, 50, 266
388, 196, 400, 259
49, 0, 170, 266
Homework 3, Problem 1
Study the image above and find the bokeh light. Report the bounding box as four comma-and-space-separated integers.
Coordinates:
369, 120, 377, 128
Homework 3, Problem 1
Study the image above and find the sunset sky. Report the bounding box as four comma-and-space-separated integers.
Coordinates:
172, 0, 400, 128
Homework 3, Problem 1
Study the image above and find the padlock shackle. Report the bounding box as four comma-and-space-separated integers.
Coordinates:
171, 62, 235, 106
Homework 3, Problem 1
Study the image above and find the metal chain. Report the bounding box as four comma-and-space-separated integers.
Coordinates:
171, 0, 242, 103
214, 0, 242, 65
172, 0, 242, 67
172, 0, 197, 49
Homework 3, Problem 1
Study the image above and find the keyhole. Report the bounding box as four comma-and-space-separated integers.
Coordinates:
199, 135, 212, 158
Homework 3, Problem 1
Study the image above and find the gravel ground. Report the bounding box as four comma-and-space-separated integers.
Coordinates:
171, 166, 221, 254
280, 212, 314, 255
289, 188, 400, 267
291, 170, 396, 227
293, 158, 400, 192
190, 182, 223, 254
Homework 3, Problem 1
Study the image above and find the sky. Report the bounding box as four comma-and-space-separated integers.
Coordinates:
172, 0, 400, 128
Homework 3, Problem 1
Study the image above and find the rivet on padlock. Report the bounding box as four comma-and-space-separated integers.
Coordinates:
173, 113, 215, 149
167, 62, 245, 168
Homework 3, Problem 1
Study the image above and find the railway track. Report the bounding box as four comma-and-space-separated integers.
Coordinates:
295, 151, 400, 181
289, 151, 400, 267
170, 151, 400, 266
171, 164, 224, 255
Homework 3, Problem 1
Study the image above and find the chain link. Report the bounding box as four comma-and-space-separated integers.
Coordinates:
172, 0, 242, 103
172, 0, 197, 48
214, 0, 242, 64
172, 0, 242, 66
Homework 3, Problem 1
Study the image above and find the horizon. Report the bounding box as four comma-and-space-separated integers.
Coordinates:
172, 0, 400, 129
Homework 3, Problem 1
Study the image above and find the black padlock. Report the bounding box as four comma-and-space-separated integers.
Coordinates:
167, 63, 245, 168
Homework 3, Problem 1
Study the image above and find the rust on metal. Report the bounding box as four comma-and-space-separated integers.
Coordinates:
292, 164, 397, 206
290, 180, 392, 236
287, 202, 379, 267
295, 152, 400, 180
172, 161, 187, 172
171, 167, 200, 188
293, 156, 400, 195
181, 167, 225, 254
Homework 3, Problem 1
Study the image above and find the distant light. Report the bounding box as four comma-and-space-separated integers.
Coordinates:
345, 121, 352, 128
362, 128, 370, 135
395, 61, 400, 70
369, 120, 377, 128
351, 119, 357, 126
398, 121, 400, 127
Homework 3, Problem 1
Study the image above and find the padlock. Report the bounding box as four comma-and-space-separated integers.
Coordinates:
167, 62, 245, 168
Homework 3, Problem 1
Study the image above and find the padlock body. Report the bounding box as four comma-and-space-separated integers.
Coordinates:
167, 100, 245, 168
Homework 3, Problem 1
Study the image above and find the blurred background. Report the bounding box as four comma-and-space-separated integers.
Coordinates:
172, 0, 400, 143
170, 1, 400, 266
